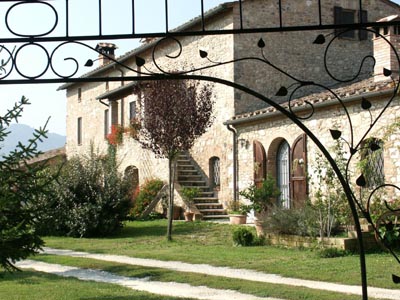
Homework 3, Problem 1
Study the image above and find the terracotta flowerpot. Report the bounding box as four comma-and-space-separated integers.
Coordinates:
229, 214, 247, 225
184, 211, 194, 222
173, 206, 181, 220
254, 219, 266, 237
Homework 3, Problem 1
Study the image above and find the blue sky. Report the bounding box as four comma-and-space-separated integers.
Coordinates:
1, 0, 400, 135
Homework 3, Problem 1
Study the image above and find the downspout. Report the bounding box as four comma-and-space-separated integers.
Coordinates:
226, 124, 238, 202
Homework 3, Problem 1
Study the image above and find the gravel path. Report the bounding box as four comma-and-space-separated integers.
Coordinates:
16, 260, 282, 300
41, 247, 400, 300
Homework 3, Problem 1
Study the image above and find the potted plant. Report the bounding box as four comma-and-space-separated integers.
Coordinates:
180, 187, 200, 222
239, 175, 280, 236
226, 200, 250, 225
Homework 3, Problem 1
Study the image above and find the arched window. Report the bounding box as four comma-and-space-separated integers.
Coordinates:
360, 138, 384, 188
124, 166, 139, 190
209, 157, 220, 189
277, 141, 290, 208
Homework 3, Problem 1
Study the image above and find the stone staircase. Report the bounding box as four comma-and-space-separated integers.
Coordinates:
176, 153, 228, 221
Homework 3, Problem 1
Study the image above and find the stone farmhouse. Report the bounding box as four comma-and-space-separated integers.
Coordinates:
59, 0, 400, 220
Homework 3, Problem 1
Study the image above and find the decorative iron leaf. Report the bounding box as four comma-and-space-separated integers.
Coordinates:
383, 68, 392, 77
370, 142, 381, 152
199, 50, 208, 58
361, 97, 371, 110
392, 274, 400, 284
329, 129, 342, 140
257, 38, 266, 48
356, 174, 367, 187
275, 86, 288, 96
135, 56, 146, 67
313, 34, 325, 44
84, 59, 94, 67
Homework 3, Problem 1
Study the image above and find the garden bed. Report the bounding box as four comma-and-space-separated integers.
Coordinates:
265, 232, 380, 251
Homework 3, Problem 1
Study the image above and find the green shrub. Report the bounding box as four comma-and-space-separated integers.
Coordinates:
130, 178, 164, 219
318, 247, 351, 258
264, 205, 319, 237
232, 227, 255, 246
34, 147, 133, 238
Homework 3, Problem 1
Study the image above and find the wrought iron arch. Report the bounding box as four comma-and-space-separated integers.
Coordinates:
2, 1, 400, 299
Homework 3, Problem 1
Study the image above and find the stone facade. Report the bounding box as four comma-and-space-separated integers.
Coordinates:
230, 84, 400, 205
61, 0, 400, 211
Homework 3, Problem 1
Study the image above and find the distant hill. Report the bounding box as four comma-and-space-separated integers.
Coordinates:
0, 123, 66, 156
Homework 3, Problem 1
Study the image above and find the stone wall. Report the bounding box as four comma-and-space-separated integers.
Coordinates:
65, 10, 236, 202
232, 0, 400, 114
64, 0, 400, 208
234, 92, 400, 203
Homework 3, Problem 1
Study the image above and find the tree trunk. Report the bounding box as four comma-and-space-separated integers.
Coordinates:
166, 156, 176, 241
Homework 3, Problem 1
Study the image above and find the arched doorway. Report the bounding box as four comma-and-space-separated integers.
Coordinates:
253, 140, 266, 188
277, 140, 290, 208
124, 166, 139, 191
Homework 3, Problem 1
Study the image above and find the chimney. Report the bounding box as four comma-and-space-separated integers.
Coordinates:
373, 15, 400, 82
95, 43, 117, 66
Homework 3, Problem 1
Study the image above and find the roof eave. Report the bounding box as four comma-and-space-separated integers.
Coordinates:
57, 2, 234, 91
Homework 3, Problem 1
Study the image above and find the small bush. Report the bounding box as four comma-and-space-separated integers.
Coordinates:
130, 178, 164, 218
265, 205, 319, 237
34, 147, 133, 238
232, 227, 255, 246
318, 247, 350, 258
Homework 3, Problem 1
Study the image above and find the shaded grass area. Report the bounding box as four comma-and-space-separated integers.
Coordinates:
43, 220, 400, 289
0, 269, 193, 300
33, 254, 365, 300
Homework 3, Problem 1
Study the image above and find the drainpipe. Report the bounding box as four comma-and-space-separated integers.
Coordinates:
226, 124, 238, 202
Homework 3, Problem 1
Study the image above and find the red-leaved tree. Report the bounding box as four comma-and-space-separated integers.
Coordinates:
136, 79, 214, 240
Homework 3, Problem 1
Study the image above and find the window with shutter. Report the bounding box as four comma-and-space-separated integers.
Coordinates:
334, 6, 368, 40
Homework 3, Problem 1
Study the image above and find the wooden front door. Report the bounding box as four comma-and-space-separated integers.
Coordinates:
291, 134, 307, 208
253, 141, 266, 188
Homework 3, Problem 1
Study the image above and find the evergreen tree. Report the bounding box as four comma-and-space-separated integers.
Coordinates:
0, 96, 50, 272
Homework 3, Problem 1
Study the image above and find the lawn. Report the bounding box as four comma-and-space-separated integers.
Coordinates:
3, 219, 400, 300
42, 220, 400, 289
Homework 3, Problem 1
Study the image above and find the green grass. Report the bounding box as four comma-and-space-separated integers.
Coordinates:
43, 220, 400, 290
0, 269, 193, 300
32, 254, 365, 300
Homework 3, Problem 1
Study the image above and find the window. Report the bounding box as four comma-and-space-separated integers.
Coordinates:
77, 117, 82, 145
209, 157, 220, 188
111, 101, 119, 125
78, 88, 82, 102
129, 101, 136, 120
104, 109, 109, 138
360, 138, 384, 188
334, 7, 368, 40
277, 141, 290, 208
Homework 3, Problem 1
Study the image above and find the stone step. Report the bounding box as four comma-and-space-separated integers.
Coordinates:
198, 208, 226, 214
346, 223, 374, 233
196, 205, 224, 211
179, 181, 207, 186
347, 231, 374, 239
202, 214, 229, 220
182, 185, 210, 190
194, 197, 219, 203
178, 174, 202, 179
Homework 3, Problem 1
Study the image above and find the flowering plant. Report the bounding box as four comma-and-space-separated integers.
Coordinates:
106, 124, 124, 146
